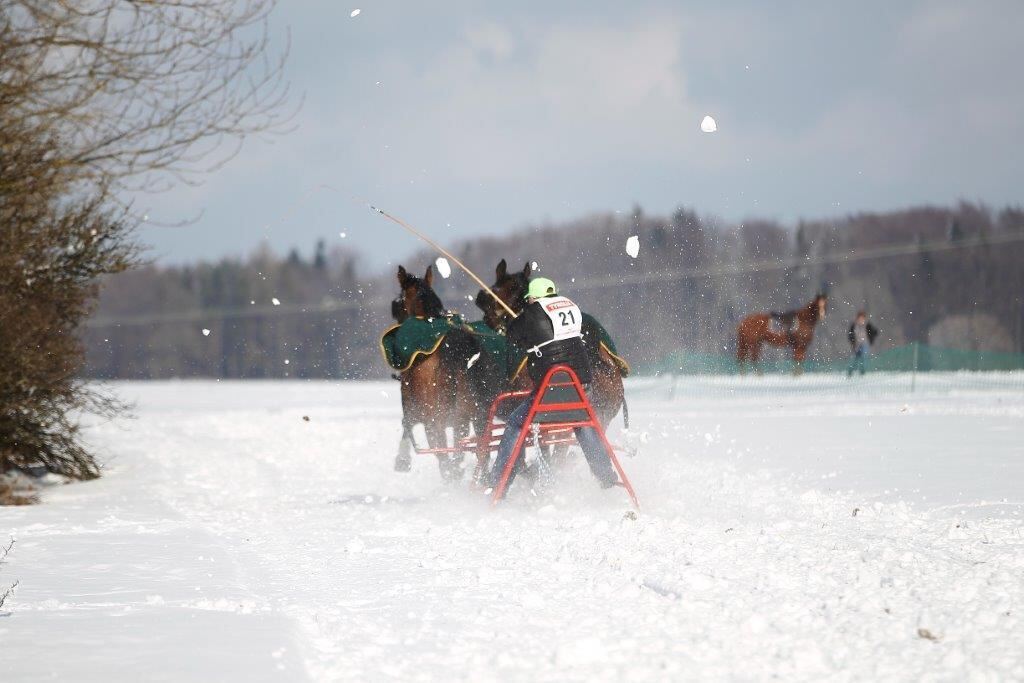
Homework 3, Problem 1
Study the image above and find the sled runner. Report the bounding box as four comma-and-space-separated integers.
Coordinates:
412, 364, 639, 509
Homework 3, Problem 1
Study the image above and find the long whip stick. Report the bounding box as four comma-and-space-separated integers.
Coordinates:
367, 204, 518, 318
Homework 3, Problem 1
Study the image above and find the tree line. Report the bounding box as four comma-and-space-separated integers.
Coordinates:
84, 202, 1024, 380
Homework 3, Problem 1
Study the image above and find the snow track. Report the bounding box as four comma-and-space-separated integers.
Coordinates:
3, 378, 1023, 680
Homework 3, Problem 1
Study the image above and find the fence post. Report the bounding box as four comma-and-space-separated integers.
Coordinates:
911, 341, 919, 393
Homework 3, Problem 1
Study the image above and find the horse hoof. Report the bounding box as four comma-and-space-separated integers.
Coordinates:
437, 456, 465, 483
394, 453, 412, 472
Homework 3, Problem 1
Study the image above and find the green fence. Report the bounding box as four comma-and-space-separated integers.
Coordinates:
627, 343, 1024, 400
643, 343, 1024, 376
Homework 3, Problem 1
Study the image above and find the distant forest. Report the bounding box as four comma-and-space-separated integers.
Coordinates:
84, 202, 1024, 379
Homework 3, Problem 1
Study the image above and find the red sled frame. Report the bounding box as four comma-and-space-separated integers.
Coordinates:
489, 365, 639, 509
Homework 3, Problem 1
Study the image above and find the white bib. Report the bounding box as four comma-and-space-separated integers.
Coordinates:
540, 296, 583, 341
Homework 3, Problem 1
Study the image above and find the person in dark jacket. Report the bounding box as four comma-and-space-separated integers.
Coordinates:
847, 310, 879, 377
488, 277, 618, 491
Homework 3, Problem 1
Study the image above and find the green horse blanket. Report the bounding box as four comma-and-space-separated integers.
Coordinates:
380, 313, 628, 376
380, 316, 462, 371
582, 313, 629, 376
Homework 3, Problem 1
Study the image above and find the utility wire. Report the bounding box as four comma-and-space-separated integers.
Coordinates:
85, 230, 1024, 329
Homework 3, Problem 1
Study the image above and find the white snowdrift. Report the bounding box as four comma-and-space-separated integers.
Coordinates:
2, 377, 1022, 681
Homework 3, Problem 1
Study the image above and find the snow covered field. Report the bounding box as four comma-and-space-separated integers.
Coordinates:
3, 376, 1023, 681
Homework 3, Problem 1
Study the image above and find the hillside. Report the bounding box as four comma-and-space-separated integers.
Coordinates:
84, 203, 1024, 379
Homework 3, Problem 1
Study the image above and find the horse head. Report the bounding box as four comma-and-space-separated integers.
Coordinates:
795, 292, 828, 327
815, 292, 828, 320
396, 265, 445, 319
476, 258, 531, 331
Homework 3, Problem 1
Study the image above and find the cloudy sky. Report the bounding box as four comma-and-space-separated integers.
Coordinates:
137, 0, 1024, 267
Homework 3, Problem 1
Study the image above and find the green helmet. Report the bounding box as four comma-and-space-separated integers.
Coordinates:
526, 277, 557, 300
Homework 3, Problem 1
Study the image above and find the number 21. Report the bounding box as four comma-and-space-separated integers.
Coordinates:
558, 310, 576, 326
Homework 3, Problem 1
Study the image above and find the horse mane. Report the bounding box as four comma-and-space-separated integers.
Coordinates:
501, 270, 529, 313
797, 295, 826, 324
492, 261, 529, 314
476, 260, 530, 328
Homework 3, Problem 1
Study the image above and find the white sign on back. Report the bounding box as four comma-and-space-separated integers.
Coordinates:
540, 296, 583, 341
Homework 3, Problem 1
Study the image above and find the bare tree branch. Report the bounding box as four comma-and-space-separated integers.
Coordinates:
2, 0, 295, 194
0, 539, 16, 610
1, 0, 293, 484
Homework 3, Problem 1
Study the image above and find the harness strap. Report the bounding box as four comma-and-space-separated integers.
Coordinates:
526, 332, 582, 358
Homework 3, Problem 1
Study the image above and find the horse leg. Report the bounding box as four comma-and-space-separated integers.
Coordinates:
469, 406, 495, 487
553, 358, 620, 475
426, 422, 459, 483
451, 374, 487, 486
393, 378, 414, 471
394, 419, 413, 472
453, 420, 471, 482
793, 346, 806, 377
751, 341, 764, 376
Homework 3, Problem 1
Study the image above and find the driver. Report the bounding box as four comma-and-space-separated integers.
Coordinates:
488, 277, 619, 492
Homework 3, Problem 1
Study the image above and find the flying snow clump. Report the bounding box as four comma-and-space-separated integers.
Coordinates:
626, 235, 640, 258
350, 9, 361, 18
435, 257, 452, 279
531, 261, 539, 271
271, 298, 281, 306
202, 328, 211, 337
700, 115, 718, 133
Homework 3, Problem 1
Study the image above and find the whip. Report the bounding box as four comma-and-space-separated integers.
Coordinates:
367, 204, 518, 318
250, 182, 520, 318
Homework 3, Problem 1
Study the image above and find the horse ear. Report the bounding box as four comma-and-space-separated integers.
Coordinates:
522, 262, 532, 277
474, 289, 489, 312
397, 265, 408, 286
496, 259, 507, 279
424, 265, 433, 287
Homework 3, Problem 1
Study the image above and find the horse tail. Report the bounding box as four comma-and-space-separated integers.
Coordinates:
621, 395, 630, 430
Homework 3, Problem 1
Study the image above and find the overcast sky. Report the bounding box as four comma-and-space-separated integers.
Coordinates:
136, 0, 1024, 267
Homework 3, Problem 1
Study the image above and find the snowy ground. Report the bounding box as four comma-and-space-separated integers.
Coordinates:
2, 375, 1023, 681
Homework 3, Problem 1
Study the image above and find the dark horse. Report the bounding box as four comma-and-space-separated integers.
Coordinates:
736, 293, 828, 374
476, 259, 628, 429
393, 265, 502, 482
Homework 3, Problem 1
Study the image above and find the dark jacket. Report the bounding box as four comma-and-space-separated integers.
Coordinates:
506, 298, 592, 385
848, 321, 879, 347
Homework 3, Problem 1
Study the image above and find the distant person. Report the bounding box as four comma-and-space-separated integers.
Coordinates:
847, 310, 879, 377
488, 277, 619, 492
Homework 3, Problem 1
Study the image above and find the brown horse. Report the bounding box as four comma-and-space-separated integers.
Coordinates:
736, 294, 828, 374
476, 259, 628, 429
395, 264, 479, 483
394, 265, 486, 482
